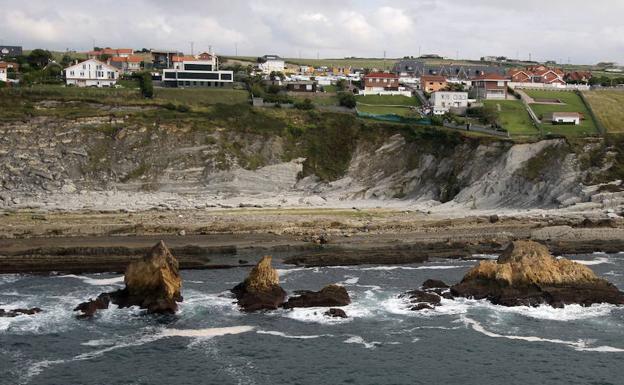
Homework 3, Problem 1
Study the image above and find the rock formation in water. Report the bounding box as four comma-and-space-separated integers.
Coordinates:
231, 256, 287, 312
451, 240, 624, 307
324, 308, 348, 318
399, 289, 442, 311
283, 284, 351, 309
75, 241, 183, 318
0, 308, 42, 317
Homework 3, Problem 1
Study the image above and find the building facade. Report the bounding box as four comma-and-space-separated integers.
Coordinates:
0, 62, 7, 82
110, 56, 143, 73
472, 74, 509, 100
430, 91, 469, 115
420, 75, 447, 93
552, 112, 581, 125
0, 46, 23, 58
87, 48, 133, 59
162, 58, 233, 88
258, 55, 285, 74
64, 59, 119, 87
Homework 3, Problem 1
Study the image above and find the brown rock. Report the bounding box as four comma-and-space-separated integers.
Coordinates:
75, 241, 183, 318
283, 284, 351, 309
422, 279, 449, 290
0, 307, 42, 317
451, 240, 624, 307
324, 308, 348, 318
231, 256, 286, 312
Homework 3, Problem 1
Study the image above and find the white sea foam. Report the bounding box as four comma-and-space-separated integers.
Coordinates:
343, 335, 381, 349
339, 276, 360, 285
471, 254, 499, 260
571, 257, 613, 266
462, 315, 624, 352
359, 265, 465, 271
56, 274, 125, 286
256, 330, 330, 339
161, 325, 255, 338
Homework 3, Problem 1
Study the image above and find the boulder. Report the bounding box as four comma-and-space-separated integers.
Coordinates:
231, 256, 286, 312
451, 240, 624, 307
0, 307, 42, 317
399, 289, 441, 311
324, 308, 348, 318
283, 284, 351, 309
75, 241, 183, 318
422, 279, 449, 290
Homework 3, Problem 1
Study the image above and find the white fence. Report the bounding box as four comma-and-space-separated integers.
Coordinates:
360, 89, 413, 97
509, 82, 590, 91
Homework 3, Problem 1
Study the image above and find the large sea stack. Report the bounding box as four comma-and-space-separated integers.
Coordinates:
451, 240, 624, 307
231, 256, 287, 311
75, 241, 183, 318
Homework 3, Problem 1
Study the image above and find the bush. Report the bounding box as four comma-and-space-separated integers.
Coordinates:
134, 71, 153, 98
338, 92, 356, 109
176, 104, 190, 112
294, 98, 314, 110
163, 102, 176, 110
0, 81, 6, 89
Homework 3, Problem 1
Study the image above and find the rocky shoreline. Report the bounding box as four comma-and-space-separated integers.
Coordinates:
0, 208, 623, 274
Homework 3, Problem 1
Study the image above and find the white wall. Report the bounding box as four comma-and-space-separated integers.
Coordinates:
64, 59, 119, 87
0, 67, 7, 82
509, 82, 590, 91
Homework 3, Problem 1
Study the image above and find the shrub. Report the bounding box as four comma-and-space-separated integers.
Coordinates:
176, 104, 190, 112
0, 81, 6, 89
338, 92, 356, 109
163, 102, 176, 110
294, 98, 314, 110
134, 71, 153, 98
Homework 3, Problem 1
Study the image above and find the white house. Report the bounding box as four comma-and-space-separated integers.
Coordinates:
552, 112, 581, 125
258, 55, 285, 74
430, 91, 469, 115
162, 57, 233, 88
0, 62, 7, 82
64, 59, 119, 87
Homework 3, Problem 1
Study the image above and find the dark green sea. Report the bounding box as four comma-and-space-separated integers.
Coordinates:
1, 252, 623, 385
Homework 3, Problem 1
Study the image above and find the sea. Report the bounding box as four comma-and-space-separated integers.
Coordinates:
1, 252, 623, 385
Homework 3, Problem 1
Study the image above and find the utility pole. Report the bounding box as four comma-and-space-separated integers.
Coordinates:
383, 50, 386, 70
418, 45, 421, 57
235, 43, 238, 56
190, 41, 194, 56
317, 51, 319, 60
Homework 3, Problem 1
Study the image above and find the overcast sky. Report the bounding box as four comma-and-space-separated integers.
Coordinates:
1, 0, 623, 64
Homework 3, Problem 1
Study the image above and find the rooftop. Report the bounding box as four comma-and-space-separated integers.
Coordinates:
365, 72, 398, 79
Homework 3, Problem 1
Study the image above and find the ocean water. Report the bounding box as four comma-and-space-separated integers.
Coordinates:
1, 253, 623, 385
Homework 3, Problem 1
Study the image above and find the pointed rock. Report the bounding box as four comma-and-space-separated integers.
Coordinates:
75, 241, 183, 318
232, 256, 286, 312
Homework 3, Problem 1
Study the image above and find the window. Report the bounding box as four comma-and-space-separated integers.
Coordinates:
221, 73, 232, 80
184, 64, 213, 71
177, 72, 218, 80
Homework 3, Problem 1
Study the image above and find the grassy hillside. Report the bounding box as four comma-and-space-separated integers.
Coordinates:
583, 90, 624, 133
525, 90, 598, 137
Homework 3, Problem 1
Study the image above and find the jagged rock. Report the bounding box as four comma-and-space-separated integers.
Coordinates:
0, 307, 42, 317
451, 240, 624, 307
324, 308, 348, 318
231, 256, 286, 312
283, 284, 351, 309
75, 241, 183, 318
422, 279, 449, 290
489, 214, 499, 223
399, 289, 441, 311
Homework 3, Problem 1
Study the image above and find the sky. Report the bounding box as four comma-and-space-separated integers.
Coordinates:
1, 0, 623, 65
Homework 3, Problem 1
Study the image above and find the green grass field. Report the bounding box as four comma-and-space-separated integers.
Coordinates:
583, 90, 624, 133
484, 100, 538, 137
356, 94, 421, 106
524, 90, 598, 136
356, 105, 418, 117
153, 88, 249, 106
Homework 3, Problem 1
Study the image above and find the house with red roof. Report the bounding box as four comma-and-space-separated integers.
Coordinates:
87, 48, 134, 60
565, 71, 592, 84
420, 75, 448, 93
109, 55, 143, 73
472, 73, 510, 100
362, 72, 411, 96
508, 65, 566, 85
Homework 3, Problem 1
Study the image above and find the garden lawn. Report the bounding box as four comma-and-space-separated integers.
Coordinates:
357, 104, 417, 117
583, 90, 624, 133
524, 89, 598, 137
154, 88, 249, 106
483, 100, 538, 138
356, 94, 421, 106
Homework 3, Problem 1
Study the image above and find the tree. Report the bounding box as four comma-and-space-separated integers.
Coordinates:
26, 49, 53, 70
98, 54, 112, 62
60, 54, 74, 67
338, 92, 356, 109
269, 71, 285, 81
336, 78, 347, 91
294, 98, 314, 110
134, 72, 153, 98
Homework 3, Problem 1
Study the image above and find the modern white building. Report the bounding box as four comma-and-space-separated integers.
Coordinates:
551, 112, 581, 125
64, 59, 119, 87
258, 55, 285, 74
162, 56, 233, 88
0, 62, 7, 82
430, 91, 469, 115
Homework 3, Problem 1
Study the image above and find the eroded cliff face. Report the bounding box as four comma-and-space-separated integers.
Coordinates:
0, 105, 616, 210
